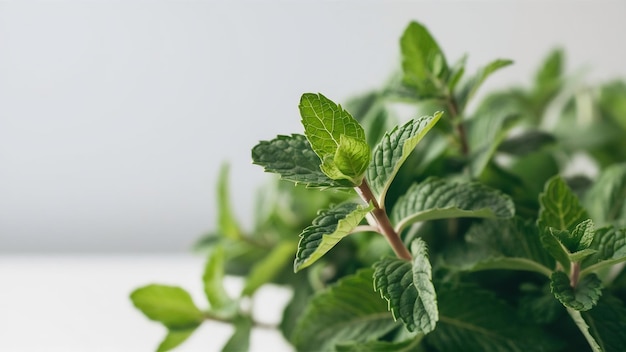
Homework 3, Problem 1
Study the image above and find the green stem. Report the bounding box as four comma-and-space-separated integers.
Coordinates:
355, 179, 412, 261
445, 94, 469, 156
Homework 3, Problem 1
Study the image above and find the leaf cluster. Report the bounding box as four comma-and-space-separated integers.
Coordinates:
131, 21, 626, 351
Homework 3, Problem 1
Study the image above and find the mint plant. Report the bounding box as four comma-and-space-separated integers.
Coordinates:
131, 21, 626, 351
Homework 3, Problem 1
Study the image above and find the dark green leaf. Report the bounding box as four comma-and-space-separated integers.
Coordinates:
584, 163, 626, 224
295, 202, 374, 272
222, 316, 253, 352
292, 269, 398, 351
400, 21, 448, 96
336, 335, 424, 352
582, 226, 626, 275
539, 228, 572, 272
391, 178, 514, 233
130, 285, 203, 329
427, 286, 559, 352
157, 328, 197, 352
366, 113, 443, 206
551, 271, 602, 311
373, 239, 438, 334
539, 176, 590, 232
252, 134, 352, 188
582, 294, 626, 352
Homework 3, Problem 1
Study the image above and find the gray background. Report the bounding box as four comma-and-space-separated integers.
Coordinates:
2, 0, 626, 253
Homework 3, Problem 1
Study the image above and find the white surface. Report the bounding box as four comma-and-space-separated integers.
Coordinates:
2, 1, 626, 252
0, 255, 294, 352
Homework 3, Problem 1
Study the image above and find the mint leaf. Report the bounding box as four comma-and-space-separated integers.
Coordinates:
428, 286, 559, 352
157, 328, 197, 352
292, 269, 398, 351
252, 134, 352, 188
456, 59, 513, 111
551, 219, 596, 253
467, 109, 519, 178
400, 21, 448, 96
567, 309, 602, 352
391, 178, 514, 234
366, 113, 443, 206
582, 294, 626, 352
581, 226, 626, 275
130, 285, 203, 329
539, 176, 590, 232
222, 316, 253, 352
294, 202, 374, 272
216, 164, 242, 240
498, 129, 556, 156
584, 163, 626, 224
242, 242, 294, 296
540, 228, 573, 272
203, 246, 232, 310
373, 238, 438, 334
551, 271, 602, 311
299, 93, 369, 183
335, 336, 423, 352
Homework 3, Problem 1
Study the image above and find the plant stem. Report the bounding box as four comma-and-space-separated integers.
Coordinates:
355, 179, 412, 261
445, 95, 469, 156
570, 261, 581, 288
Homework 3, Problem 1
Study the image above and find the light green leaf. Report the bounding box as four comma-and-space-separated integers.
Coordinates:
203, 246, 232, 310
400, 21, 448, 96
222, 316, 253, 352
427, 286, 559, 352
294, 202, 374, 272
242, 242, 294, 296
335, 335, 424, 352
539, 176, 590, 233
391, 178, 514, 233
535, 48, 563, 89
456, 59, 513, 111
292, 269, 398, 351
551, 271, 602, 311
157, 329, 197, 352
333, 135, 371, 180
373, 238, 438, 334
550, 219, 595, 253
130, 285, 203, 329
467, 110, 519, 178
582, 294, 626, 352
252, 134, 352, 188
216, 164, 241, 240
581, 226, 626, 275
539, 229, 572, 272
366, 112, 443, 206
584, 163, 626, 224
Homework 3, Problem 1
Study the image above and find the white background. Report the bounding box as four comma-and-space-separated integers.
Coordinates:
2, 1, 626, 253
2, 1, 626, 351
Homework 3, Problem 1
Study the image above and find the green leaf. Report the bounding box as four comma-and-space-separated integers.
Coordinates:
292, 269, 398, 351
216, 164, 242, 240
470, 257, 553, 277
294, 202, 374, 272
550, 219, 595, 253
551, 271, 602, 311
156, 328, 197, 352
456, 59, 513, 111
222, 316, 253, 352
582, 294, 626, 352
582, 226, 626, 275
299, 93, 369, 183
400, 21, 448, 96
373, 238, 438, 334
584, 163, 626, 224
130, 285, 203, 329
391, 178, 514, 233
535, 48, 563, 89
335, 336, 424, 352
242, 242, 294, 296
427, 286, 559, 352
366, 112, 443, 206
467, 109, 519, 178
497, 130, 556, 156
252, 134, 352, 188
539, 228, 572, 272
539, 176, 590, 232
203, 246, 232, 310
